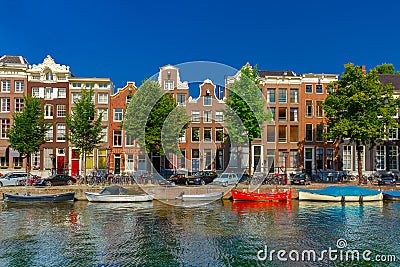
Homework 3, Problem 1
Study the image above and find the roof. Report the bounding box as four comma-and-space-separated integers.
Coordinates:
0, 55, 28, 64
258, 70, 297, 77
378, 74, 400, 90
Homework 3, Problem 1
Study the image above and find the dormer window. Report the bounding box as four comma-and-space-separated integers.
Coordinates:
45, 71, 53, 81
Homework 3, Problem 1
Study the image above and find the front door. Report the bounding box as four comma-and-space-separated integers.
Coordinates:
57, 156, 65, 174
114, 154, 121, 174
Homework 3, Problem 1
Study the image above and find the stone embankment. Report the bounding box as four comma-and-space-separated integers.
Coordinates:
0, 182, 396, 201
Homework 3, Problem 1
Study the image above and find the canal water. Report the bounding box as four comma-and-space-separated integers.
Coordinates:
0, 200, 398, 266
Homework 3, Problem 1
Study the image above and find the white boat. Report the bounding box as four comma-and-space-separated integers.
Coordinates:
298, 186, 383, 202
85, 186, 154, 202
176, 191, 224, 201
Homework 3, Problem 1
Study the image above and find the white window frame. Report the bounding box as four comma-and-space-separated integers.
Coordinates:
191, 111, 200, 123
216, 111, 224, 123
1, 98, 10, 112
343, 145, 352, 171
44, 104, 53, 119
1, 80, 10, 92
15, 81, 24, 92
113, 130, 122, 147
57, 105, 66, 117
204, 110, 212, 123
15, 98, 24, 112
57, 88, 66, 98
113, 108, 123, 122
56, 123, 66, 142
98, 93, 109, 104
164, 80, 174, 90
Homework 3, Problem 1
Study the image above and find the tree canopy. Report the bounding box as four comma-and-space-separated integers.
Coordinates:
323, 63, 399, 182
123, 79, 189, 156
8, 95, 48, 175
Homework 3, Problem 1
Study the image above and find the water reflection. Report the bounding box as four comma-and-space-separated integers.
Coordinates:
0, 200, 398, 266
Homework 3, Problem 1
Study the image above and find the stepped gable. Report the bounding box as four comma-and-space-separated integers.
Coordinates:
0, 55, 28, 64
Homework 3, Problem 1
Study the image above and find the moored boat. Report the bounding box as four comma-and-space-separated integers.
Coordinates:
176, 191, 224, 201
298, 186, 383, 202
85, 186, 154, 202
383, 191, 400, 201
3, 192, 75, 203
231, 188, 292, 202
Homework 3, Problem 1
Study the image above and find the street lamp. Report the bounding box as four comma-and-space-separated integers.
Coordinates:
283, 150, 289, 185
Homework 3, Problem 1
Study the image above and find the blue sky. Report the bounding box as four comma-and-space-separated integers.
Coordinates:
2, 0, 400, 91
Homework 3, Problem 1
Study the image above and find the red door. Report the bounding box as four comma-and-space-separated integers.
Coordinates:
72, 160, 79, 177
57, 156, 65, 174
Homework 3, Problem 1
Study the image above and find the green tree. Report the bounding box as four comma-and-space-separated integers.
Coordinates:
375, 63, 395, 74
8, 95, 49, 183
123, 79, 189, 171
225, 64, 270, 174
65, 88, 104, 182
323, 63, 399, 183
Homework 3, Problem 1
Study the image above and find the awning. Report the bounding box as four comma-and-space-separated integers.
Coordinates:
0, 147, 7, 157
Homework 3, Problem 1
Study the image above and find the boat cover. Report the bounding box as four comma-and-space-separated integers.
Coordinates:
383, 191, 400, 197
100, 186, 130, 195
298, 186, 380, 197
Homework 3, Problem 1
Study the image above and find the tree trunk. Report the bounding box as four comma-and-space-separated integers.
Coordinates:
248, 141, 252, 175
25, 153, 31, 186
83, 152, 87, 184
356, 143, 363, 184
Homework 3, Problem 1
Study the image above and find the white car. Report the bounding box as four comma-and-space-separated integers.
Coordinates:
212, 173, 239, 186
0, 172, 28, 187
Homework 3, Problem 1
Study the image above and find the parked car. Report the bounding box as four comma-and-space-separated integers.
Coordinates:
377, 172, 396, 186
35, 174, 76, 186
0, 172, 29, 187
167, 174, 188, 185
186, 171, 218, 185
212, 173, 239, 186
238, 173, 250, 184
291, 173, 311, 185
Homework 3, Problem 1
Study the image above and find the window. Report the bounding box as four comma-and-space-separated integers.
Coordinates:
327, 149, 334, 169
204, 111, 212, 123
390, 128, 398, 140
177, 94, 186, 106
216, 111, 224, 123
32, 87, 40, 98
290, 89, 298, 103
203, 96, 212, 106
44, 104, 53, 118
179, 150, 186, 169
97, 149, 107, 169
305, 124, 313, 141
31, 152, 40, 169
126, 134, 134, 146
57, 105, 66, 117
316, 101, 323, 117
204, 128, 212, 142
316, 123, 324, 141
267, 89, 275, 103
138, 154, 146, 171
57, 75, 66, 81
15, 81, 24, 92
58, 88, 66, 98
204, 149, 212, 170
85, 83, 93, 88
316, 148, 324, 169
343, 146, 352, 170
389, 146, 398, 170
230, 147, 238, 167
98, 93, 108, 104
268, 108, 275, 121
45, 124, 53, 141
1, 98, 10, 112
305, 84, 312, 93
57, 123, 66, 141
98, 108, 108, 121
375, 145, 385, 170
45, 71, 53, 80
306, 100, 313, 117
267, 125, 275, 142
278, 107, 287, 122
192, 111, 200, 123
316, 84, 323, 94
72, 93, 81, 103
164, 80, 174, 90
72, 83, 81, 88
101, 127, 108, 142
278, 125, 287, 142
114, 108, 123, 121
216, 128, 223, 142
1, 119, 10, 138
113, 130, 122, 146
179, 130, 186, 143
278, 88, 287, 103
290, 108, 298, 122
15, 98, 24, 112
327, 84, 334, 94
192, 127, 200, 142
290, 150, 298, 168
98, 83, 108, 88
45, 88, 53, 100
216, 149, 224, 170
126, 154, 134, 171
1, 80, 10, 92
290, 125, 298, 142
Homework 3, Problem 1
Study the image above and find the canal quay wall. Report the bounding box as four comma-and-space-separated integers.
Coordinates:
0, 183, 397, 201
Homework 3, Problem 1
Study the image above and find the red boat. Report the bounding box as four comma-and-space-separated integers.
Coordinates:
231, 188, 292, 202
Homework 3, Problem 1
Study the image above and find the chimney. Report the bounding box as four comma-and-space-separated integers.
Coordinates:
361, 65, 366, 75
